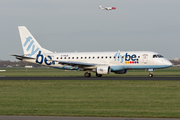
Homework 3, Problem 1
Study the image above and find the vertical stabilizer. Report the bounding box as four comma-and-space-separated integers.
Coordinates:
99, 4, 103, 9
18, 26, 52, 58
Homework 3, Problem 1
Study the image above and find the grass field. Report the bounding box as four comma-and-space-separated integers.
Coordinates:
0, 80, 180, 118
0, 67, 180, 77
0, 67, 180, 118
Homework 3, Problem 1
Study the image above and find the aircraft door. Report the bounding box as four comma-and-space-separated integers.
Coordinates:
143, 54, 148, 64
51, 55, 54, 60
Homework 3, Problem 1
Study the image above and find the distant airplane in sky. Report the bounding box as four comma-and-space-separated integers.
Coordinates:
11, 26, 172, 77
99, 4, 116, 10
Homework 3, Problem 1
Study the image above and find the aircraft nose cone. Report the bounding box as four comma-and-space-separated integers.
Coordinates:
165, 60, 172, 67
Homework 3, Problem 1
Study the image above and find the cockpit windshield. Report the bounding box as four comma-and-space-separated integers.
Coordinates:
153, 54, 164, 58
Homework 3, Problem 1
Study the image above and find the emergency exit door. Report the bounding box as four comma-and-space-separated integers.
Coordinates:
143, 54, 148, 64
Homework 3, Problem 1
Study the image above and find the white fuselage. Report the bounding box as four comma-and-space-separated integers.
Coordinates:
99, 5, 116, 10
25, 51, 172, 72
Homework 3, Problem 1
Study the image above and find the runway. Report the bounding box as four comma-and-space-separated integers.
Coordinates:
0, 77, 180, 80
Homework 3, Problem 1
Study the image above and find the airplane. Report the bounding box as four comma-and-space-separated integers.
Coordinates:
99, 4, 116, 10
11, 26, 172, 77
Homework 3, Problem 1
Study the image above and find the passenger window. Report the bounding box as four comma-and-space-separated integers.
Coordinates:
81, 57, 83, 59
64, 57, 66, 59
85, 57, 87, 59
89, 57, 91, 59
97, 57, 99, 59
72, 57, 74, 59
101, 56, 103, 59
76, 57, 78, 59
109, 56, 111, 59
68, 57, 70, 59
93, 57, 95, 59
60, 57, 62, 59
57, 57, 59, 59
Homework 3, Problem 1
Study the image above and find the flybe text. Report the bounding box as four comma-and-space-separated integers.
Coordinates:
24, 36, 55, 65
23, 36, 39, 57
36, 51, 55, 65
114, 53, 139, 64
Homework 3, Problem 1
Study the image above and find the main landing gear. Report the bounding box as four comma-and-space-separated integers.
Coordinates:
84, 72, 91, 77
84, 72, 103, 77
96, 73, 102, 77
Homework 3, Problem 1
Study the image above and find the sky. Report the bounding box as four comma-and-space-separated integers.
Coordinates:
0, 0, 180, 61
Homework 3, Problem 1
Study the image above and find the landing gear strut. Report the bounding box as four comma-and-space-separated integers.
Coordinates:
84, 72, 91, 77
96, 73, 102, 77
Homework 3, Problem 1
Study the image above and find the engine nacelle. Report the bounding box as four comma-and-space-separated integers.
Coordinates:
114, 70, 127, 74
97, 66, 111, 74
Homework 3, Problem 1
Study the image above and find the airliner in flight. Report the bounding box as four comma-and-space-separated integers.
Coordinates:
99, 4, 116, 10
12, 26, 172, 77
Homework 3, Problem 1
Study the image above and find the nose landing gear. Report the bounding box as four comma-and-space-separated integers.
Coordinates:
148, 69, 154, 78
149, 73, 153, 77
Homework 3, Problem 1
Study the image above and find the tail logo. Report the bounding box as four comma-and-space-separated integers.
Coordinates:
23, 36, 39, 57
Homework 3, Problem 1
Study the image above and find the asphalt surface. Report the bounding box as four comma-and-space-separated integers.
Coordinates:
0, 77, 180, 80
1, 116, 180, 120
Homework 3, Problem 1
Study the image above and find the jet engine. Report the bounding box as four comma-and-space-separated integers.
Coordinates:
96, 66, 111, 74
114, 70, 127, 74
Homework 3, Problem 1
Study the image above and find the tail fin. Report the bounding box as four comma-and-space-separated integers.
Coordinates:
99, 4, 103, 9
18, 26, 52, 58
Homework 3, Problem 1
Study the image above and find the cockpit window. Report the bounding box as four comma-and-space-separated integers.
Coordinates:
153, 55, 157, 58
157, 54, 163, 58
153, 54, 163, 58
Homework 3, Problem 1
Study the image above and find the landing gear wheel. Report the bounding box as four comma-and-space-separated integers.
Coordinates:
96, 73, 102, 77
84, 72, 91, 77
149, 74, 153, 78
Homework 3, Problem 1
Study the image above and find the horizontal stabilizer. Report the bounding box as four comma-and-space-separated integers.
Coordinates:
11, 54, 36, 60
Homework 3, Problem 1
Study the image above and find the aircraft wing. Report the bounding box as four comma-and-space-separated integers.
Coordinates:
55, 60, 96, 67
